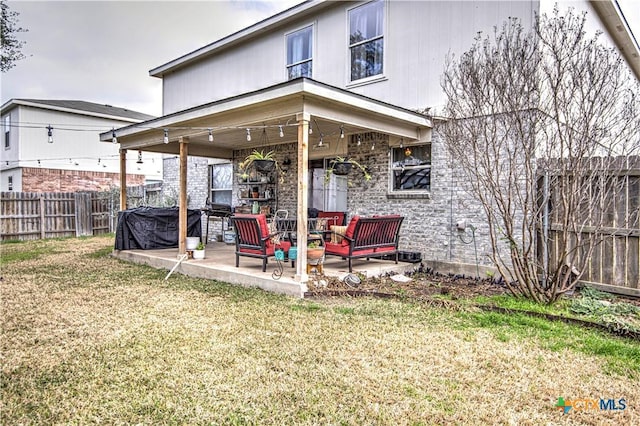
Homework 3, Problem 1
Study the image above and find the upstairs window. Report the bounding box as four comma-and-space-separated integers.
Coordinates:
391, 144, 431, 192
8, 176, 13, 191
3, 115, 9, 149
349, 0, 384, 81
286, 25, 313, 80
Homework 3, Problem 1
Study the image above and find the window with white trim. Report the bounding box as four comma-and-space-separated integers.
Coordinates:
391, 144, 431, 192
3, 115, 10, 149
349, 0, 384, 82
286, 26, 313, 80
209, 163, 232, 205
8, 176, 13, 191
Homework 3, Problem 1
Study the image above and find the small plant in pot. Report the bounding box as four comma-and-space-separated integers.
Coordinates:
325, 156, 371, 182
193, 241, 206, 259
307, 240, 325, 260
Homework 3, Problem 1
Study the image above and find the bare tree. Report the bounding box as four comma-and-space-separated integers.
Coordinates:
441, 7, 640, 303
1, 0, 28, 72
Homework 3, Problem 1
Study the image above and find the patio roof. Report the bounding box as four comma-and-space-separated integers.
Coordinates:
103, 77, 432, 282
99, 78, 432, 159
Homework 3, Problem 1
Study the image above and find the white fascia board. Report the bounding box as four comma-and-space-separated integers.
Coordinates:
101, 82, 308, 141
3, 99, 146, 123
301, 80, 432, 128
590, 0, 640, 80
149, 0, 327, 77
101, 79, 431, 141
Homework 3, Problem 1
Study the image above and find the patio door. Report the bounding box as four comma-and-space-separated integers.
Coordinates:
309, 159, 347, 211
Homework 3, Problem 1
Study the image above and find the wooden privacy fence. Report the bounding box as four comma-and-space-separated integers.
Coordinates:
0, 192, 114, 240
540, 156, 640, 296
1, 187, 167, 241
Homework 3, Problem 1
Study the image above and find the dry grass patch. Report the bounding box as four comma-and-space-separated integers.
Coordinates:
1, 236, 638, 424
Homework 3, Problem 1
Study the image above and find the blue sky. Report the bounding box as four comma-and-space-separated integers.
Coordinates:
2, 0, 638, 117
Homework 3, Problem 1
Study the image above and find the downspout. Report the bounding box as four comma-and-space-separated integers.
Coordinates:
542, 170, 550, 287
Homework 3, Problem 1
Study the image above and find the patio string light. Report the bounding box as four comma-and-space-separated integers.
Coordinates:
8, 120, 375, 147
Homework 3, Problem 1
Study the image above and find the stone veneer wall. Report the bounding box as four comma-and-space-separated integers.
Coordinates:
21, 167, 144, 192
226, 128, 501, 276
162, 156, 210, 209
341, 128, 497, 275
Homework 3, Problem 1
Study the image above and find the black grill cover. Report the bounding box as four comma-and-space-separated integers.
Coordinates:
115, 207, 202, 250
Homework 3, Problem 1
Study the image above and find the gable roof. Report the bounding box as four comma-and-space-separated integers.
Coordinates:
150, 0, 327, 78
1, 99, 155, 122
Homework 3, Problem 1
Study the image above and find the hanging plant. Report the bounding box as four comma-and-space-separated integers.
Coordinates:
240, 149, 276, 171
332, 161, 352, 176
239, 149, 285, 183
325, 156, 371, 183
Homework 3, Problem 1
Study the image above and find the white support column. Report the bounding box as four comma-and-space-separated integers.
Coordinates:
296, 112, 310, 282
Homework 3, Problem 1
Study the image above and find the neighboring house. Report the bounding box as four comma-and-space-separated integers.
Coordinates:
103, 0, 638, 279
1, 99, 162, 192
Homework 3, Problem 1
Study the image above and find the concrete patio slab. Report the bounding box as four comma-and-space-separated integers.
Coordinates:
112, 241, 418, 298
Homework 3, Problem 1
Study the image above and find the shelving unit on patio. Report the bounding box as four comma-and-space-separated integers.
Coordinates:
236, 167, 277, 216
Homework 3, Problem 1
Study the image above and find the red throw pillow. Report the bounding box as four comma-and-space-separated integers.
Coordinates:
255, 214, 269, 238
344, 215, 360, 242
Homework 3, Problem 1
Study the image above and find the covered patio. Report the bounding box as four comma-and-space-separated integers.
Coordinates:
101, 78, 431, 291
118, 241, 418, 297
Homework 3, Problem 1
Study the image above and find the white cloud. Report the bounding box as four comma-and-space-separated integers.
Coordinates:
2, 0, 302, 116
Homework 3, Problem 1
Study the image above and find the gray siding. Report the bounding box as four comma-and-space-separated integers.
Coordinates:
162, 1, 538, 114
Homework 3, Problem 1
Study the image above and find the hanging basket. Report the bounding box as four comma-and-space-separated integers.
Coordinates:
332, 162, 352, 176
253, 159, 276, 172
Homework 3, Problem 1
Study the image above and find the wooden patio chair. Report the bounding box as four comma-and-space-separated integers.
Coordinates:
230, 214, 291, 272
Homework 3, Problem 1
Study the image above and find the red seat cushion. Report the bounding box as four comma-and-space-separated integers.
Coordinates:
325, 242, 375, 257
240, 240, 291, 256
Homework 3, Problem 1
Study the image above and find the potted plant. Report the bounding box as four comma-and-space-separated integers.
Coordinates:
186, 236, 200, 250
193, 241, 206, 259
241, 150, 277, 172
325, 156, 372, 182
237, 171, 249, 183
239, 149, 285, 183
307, 240, 325, 260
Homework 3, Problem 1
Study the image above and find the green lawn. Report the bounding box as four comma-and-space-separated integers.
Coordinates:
1, 236, 638, 425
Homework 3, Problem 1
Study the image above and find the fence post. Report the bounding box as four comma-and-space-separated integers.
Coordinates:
39, 196, 45, 239
75, 192, 93, 236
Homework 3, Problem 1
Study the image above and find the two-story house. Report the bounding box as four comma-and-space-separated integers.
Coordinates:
101, 0, 639, 281
1, 99, 161, 192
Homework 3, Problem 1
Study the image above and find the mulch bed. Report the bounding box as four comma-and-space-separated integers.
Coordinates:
305, 270, 640, 339
306, 270, 509, 300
